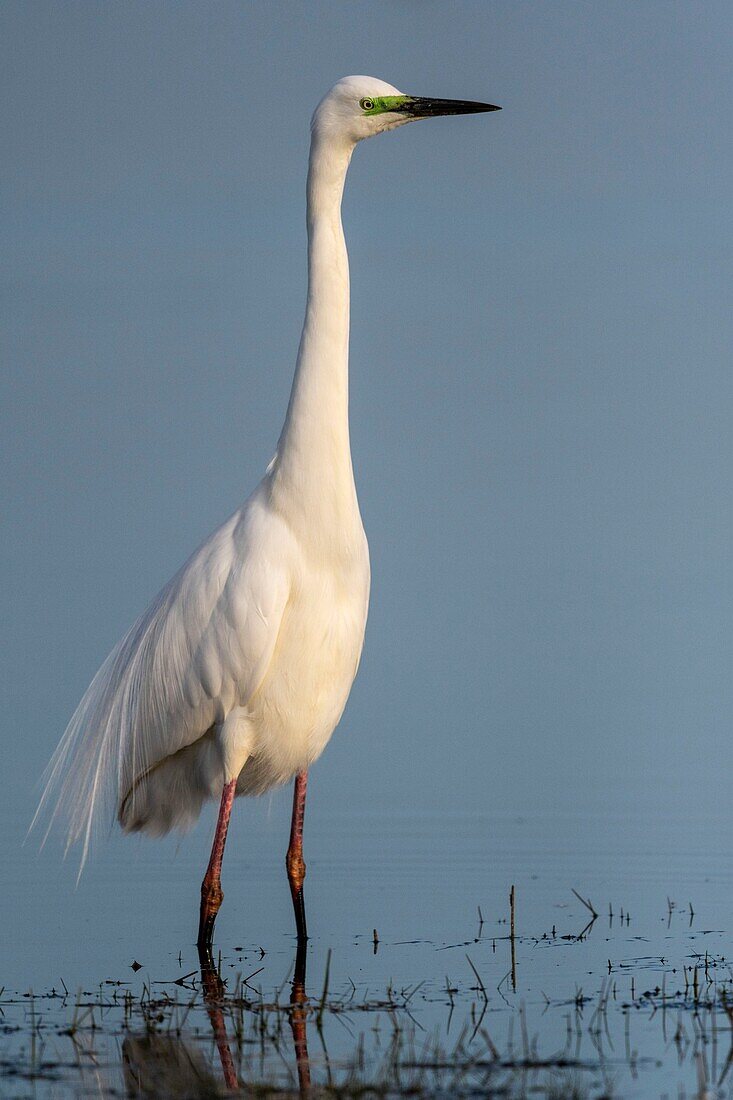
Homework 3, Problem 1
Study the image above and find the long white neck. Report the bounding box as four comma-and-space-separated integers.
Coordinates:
270, 132, 361, 545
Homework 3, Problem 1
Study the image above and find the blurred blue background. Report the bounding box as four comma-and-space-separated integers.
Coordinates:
2, 0, 732, 860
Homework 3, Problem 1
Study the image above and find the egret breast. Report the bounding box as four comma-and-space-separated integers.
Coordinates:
240, 558, 369, 794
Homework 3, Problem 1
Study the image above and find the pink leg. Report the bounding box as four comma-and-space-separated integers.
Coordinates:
290, 959, 311, 1093
198, 778, 237, 948
286, 770, 308, 942
199, 957, 239, 1091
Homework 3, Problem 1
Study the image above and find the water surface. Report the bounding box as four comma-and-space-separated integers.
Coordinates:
2, 805, 730, 1096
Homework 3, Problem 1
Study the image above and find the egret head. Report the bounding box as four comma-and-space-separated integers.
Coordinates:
312, 75, 500, 147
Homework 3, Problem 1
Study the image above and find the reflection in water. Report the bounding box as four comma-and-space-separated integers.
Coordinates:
5, 813, 730, 1097
197, 945, 241, 1093
122, 936, 312, 1097
122, 1031, 228, 1098
288, 938, 311, 1094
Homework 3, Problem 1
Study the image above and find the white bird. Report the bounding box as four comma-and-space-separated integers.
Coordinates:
35, 76, 499, 947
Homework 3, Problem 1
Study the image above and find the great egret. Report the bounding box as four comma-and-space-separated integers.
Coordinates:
35, 76, 499, 947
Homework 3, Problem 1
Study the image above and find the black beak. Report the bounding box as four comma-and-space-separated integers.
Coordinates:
398, 97, 501, 118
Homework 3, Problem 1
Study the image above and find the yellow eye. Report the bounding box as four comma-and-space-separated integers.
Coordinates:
360, 97, 375, 112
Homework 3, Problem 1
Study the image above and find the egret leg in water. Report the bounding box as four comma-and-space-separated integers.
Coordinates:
198, 770, 309, 947
34, 77, 500, 942
196, 928, 311, 1094
286, 770, 309, 942
198, 779, 237, 948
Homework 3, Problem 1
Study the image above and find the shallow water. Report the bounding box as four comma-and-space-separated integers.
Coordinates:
2, 803, 731, 1097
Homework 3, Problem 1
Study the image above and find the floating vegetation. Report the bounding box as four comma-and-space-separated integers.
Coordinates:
1, 891, 731, 1097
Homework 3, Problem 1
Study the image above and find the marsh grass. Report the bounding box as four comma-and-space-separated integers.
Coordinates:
1, 893, 731, 1098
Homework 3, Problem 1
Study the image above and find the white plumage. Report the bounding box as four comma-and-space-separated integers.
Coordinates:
40, 469, 367, 866
34, 78, 498, 927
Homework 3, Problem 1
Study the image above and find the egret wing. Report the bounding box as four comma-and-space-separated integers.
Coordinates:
34, 495, 289, 868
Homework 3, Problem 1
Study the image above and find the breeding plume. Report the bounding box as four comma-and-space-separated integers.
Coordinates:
36, 76, 500, 947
